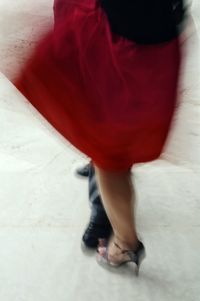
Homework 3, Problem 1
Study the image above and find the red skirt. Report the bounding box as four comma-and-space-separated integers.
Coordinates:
15, 0, 181, 171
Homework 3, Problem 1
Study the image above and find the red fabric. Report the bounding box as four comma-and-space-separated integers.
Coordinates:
15, 0, 181, 171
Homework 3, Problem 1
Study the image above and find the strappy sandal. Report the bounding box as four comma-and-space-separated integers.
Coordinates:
97, 240, 146, 275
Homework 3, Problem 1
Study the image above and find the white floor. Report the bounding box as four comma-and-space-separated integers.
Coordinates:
0, 1, 200, 301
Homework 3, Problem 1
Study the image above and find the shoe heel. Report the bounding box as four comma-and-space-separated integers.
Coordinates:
135, 249, 146, 276
135, 264, 140, 276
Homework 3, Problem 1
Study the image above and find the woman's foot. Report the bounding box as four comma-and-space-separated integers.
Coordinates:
97, 237, 145, 274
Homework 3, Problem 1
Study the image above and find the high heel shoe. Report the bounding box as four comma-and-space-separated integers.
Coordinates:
97, 240, 146, 275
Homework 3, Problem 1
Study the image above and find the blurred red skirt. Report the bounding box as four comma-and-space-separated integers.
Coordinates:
15, 0, 181, 171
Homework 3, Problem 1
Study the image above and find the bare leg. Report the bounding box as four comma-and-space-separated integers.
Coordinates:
94, 166, 139, 262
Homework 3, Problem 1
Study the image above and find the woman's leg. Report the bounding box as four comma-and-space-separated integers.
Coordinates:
94, 166, 139, 260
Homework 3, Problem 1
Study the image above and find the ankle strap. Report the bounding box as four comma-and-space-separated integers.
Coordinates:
114, 242, 133, 254
114, 240, 143, 254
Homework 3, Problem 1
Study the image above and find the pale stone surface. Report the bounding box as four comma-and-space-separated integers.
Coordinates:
0, 1, 200, 301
